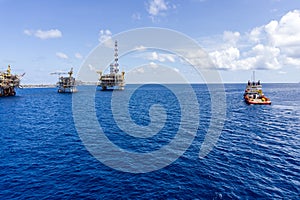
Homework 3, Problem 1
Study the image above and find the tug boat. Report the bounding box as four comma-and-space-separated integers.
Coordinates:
244, 72, 271, 105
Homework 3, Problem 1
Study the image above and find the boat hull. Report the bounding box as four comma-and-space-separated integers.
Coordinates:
244, 97, 271, 105
243, 77, 271, 105
245, 100, 272, 105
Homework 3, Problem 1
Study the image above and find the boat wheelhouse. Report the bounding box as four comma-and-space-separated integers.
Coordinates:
244, 72, 271, 105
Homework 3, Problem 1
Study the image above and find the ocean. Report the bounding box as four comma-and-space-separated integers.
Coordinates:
0, 83, 299, 199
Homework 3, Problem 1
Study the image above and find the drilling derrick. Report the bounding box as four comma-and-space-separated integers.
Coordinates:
97, 40, 125, 91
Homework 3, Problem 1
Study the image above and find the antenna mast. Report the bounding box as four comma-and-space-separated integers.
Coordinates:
110, 40, 119, 74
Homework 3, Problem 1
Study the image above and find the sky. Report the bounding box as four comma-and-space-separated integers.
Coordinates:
0, 0, 300, 84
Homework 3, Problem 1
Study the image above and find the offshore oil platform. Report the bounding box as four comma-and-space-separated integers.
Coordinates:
0, 65, 24, 97
97, 40, 125, 90
51, 68, 77, 93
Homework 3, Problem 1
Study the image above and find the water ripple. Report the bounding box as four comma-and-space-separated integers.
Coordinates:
0, 84, 299, 199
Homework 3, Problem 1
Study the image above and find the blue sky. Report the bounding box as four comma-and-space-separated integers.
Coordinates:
0, 0, 300, 84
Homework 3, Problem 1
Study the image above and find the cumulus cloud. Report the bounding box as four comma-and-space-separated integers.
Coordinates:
56, 52, 68, 59
149, 61, 159, 68
148, 51, 176, 62
178, 48, 213, 69
134, 45, 147, 51
223, 31, 240, 46
99, 29, 112, 42
146, 0, 176, 21
265, 11, 300, 47
284, 56, 300, 67
24, 29, 62, 39
147, 0, 168, 16
250, 44, 280, 69
210, 47, 240, 70
98, 29, 113, 47
208, 10, 300, 70
137, 68, 145, 73
134, 51, 177, 63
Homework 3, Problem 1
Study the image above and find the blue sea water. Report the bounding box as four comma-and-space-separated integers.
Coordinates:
0, 84, 299, 199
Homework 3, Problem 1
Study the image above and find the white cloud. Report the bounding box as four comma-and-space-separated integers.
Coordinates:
98, 29, 113, 47
266, 10, 300, 47
173, 68, 180, 73
35, 29, 62, 39
146, 0, 176, 21
249, 26, 264, 43
99, 29, 111, 42
178, 48, 213, 69
75, 53, 83, 59
149, 62, 159, 68
209, 43, 281, 70
132, 67, 145, 74
283, 56, 300, 67
23, 29, 32, 36
134, 45, 147, 51
148, 51, 176, 62
251, 44, 280, 69
88, 64, 96, 72
210, 47, 240, 70
147, 0, 168, 16
56, 52, 68, 59
223, 31, 240, 46
127, 65, 186, 84
207, 10, 300, 71
134, 51, 177, 63
278, 71, 287, 74
24, 29, 62, 39
132, 12, 141, 20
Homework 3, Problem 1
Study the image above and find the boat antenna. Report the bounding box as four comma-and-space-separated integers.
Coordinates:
253, 70, 255, 82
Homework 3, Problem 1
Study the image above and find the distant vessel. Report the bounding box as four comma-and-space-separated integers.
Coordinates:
51, 68, 77, 93
0, 65, 24, 97
97, 40, 125, 91
244, 72, 271, 105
